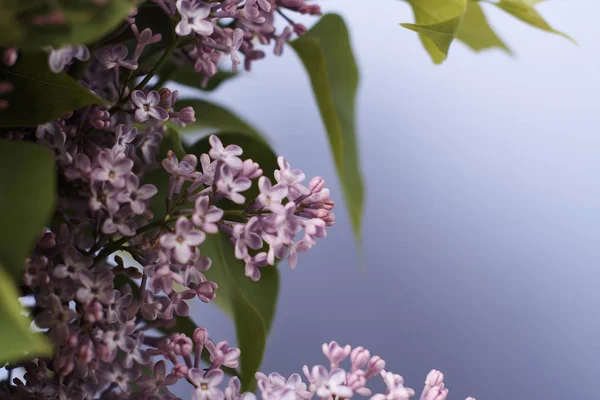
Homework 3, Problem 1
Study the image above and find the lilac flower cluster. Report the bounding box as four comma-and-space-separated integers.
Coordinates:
245, 341, 476, 400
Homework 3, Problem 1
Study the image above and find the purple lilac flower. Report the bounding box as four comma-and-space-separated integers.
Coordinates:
176, 0, 215, 37
216, 165, 251, 204
90, 150, 134, 188
228, 28, 245, 71
52, 246, 92, 280
96, 44, 138, 70
138, 360, 178, 398
193, 196, 224, 234
232, 217, 263, 259
76, 269, 114, 305
257, 176, 288, 211
274, 156, 310, 196
117, 174, 158, 214
209, 134, 243, 169
244, 251, 269, 281
206, 340, 241, 369
48, 45, 90, 73
131, 90, 169, 122
163, 151, 198, 199
112, 124, 138, 157
101, 207, 137, 236
160, 216, 206, 263
34, 294, 77, 344
189, 368, 225, 400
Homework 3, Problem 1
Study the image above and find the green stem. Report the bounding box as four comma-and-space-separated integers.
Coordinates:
134, 39, 179, 92
95, 217, 170, 262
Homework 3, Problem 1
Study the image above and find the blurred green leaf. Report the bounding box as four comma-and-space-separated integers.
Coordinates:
0, 52, 107, 128
0, 0, 136, 48
290, 14, 364, 238
0, 265, 52, 363
177, 99, 264, 142
0, 140, 56, 279
400, 0, 468, 64
199, 233, 278, 392
162, 64, 238, 92
456, 1, 511, 53
489, 0, 575, 42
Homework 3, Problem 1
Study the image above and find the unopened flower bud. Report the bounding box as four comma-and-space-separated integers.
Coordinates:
366, 356, 385, 377
194, 328, 208, 345
2, 48, 18, 66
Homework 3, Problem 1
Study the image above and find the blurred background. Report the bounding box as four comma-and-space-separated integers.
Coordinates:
178, 1, 600, 399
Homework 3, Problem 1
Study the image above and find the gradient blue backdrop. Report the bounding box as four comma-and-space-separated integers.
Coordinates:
178, 1, 600, 399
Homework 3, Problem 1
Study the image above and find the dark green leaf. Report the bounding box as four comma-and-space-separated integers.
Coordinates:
456, 1, 511, 54
0, 0, 137, 48
290, 14, 364, 238
200, 233, 278, 391
177, 99, 265, 142
0, 264, 52, 363
490, 0, 575, 42
162, 64, 238, 92
0, 140, 56, 278
400, 0, 468, 64
0, 52, 107, 128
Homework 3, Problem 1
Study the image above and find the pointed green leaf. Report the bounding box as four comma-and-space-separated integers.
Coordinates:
176, 99, 264, 143
200, 233, 278, 392
0, 265, 52, 363
0, 0, 136, 48
490, 0, 574, 42
290, 14, 364, 238
400, 0, 468, 63
0, 140, 56, 279
0, 52, 107, 128
456, 1, 511, 53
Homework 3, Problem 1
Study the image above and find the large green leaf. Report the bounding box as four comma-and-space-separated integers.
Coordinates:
176, 99, 264, 142
0, 52, 107, 128
0, 265, 52, 362
0, 0, 136, 48
489, 0, 574, 42
0, 140, 56, 278
456, 1, 511, 53
400, 0, 468, 64
290, 14, 364, 238
200, 233, 278, 391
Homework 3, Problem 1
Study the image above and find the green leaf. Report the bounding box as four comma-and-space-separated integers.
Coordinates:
290, 14, 364, 237
0, 140, 56, 278
200, 233, 278, 391
176, 99, 264, 142
0, 264, 52, 363
162, 64, 238, 92
456, 1, 511, 53
0, 0, 136, 48
489, 0, 575, 42
0, 52, 107, 128
400, 0, 468, 64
